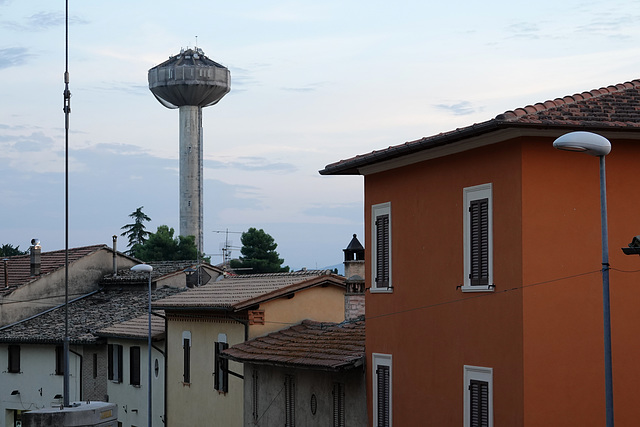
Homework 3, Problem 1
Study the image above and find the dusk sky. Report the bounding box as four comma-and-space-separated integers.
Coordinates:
1, 0, 639, 270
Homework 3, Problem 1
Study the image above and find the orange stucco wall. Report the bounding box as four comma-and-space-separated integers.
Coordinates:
521, 137, 640, 426
364, 140, 525, 426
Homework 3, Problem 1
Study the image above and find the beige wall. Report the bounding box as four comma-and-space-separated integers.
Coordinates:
165, 316, 245, 427
248, 284, 346, 339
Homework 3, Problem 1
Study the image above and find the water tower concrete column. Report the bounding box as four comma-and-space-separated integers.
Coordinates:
179, 105, 203, 252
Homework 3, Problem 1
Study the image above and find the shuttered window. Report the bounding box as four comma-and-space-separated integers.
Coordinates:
214, 341, 229, 392
285, 375, 295, 427
8, 345, 20, 373
464, 365, 492, 427
373, 353, 392, 427
108, 344, 123, 383
469, 198, 489, 286
252, 369, 259, 422
463, 184, 493, 291
130, 346, 141, 386
372, 203, 392, 292
469, 380, 489, 427
333, 382, 345, 427
183, 338, 191, 384
55, 346, 64, 375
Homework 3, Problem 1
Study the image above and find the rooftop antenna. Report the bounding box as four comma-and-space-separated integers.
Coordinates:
62, 0, 72, 408
213, 229, 242, 263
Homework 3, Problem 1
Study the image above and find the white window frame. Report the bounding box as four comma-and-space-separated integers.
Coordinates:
463, 365, 493, 427
372, 353, 392, 427
371, 202, 392, 293
463, 183, 493, 292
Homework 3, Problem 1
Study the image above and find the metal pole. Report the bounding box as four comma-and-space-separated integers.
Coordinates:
599, 155, 614, 427
148, 270, 153, 427
63, 0, 71, 408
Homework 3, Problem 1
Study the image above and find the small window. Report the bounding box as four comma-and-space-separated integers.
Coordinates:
373, 353, 392, 427
285, 374, 296, 427
55, 346, 64, 375
130, 346, 141, 386
108, 344, 123, 383
332, 382, 345, 427
463, 184, 493, 292
464, 365, 493, 427
8, 345, 20, 373
93, 353, 98, 379
182, 331, 191, 384
214, 334, 229, 392
371, 202, 392, 292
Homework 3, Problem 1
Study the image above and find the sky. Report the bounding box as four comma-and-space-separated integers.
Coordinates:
1, 0, 640, 271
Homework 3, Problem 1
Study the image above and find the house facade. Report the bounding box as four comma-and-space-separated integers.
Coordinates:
321, 79, 640, 426
153, 270, 347, 427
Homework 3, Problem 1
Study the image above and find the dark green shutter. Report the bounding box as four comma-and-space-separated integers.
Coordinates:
130, 346, 141, 386
469, 198, 489, 286
183, 339, 190, 383
375, 214, 390, 288
469, 379, 489, 427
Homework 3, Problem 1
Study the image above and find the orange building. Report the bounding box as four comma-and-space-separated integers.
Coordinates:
321, 80, 640, 426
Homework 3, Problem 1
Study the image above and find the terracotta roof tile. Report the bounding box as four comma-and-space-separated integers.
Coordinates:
0, 286, 183, 345
153, 270, 343, 311
320, 79, 640, 175
222, 319, 365, 371
96, 311, 167, 341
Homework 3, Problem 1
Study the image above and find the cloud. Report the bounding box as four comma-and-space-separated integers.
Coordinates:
433, 101, 476, 116
281, 81, 326, 92
0, 47, 31, 69
207, 156, 297, 173
1, 11, 88, 31
506, 22, 540, 39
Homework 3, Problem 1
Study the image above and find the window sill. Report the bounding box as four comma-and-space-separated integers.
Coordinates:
182, 382, 191, 387
461, 285, 494, 293
370, 286, 393, 294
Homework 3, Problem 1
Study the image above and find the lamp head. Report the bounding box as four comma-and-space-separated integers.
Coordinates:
553, 131, 611, 156
131, 264, 153, 273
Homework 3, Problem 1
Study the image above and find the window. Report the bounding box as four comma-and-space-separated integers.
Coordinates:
464, 366, 493, 427
373, 353, 392, 427
371, 202, 392, 292
108, 344, 123, 383
7, 345, 20, 373
463, 184, 493, 292
130, 346, 141, 386
182, 331, 191, 384
93, 353, 98, 379
333, 382, 345, 427
252, 369, 259, 422
214, 334, 229, 392
285, 374, 296, 427
55, 346, 64, 375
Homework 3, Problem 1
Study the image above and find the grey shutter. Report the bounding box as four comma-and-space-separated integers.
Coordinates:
117, 345, 123, 383
469, 198, 489, 286
108, 344, 113, 380
376, 365, 390, 427
469, 379, 489, 427
285, 375, 295, 427
252, 370, 259, 421
333, 382, 345, 427
375, 214, 390, 288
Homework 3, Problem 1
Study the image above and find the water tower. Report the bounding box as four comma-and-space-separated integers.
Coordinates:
148, 47, 230, 254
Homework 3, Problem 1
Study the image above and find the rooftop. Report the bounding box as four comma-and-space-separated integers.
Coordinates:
222, 319, 365, 371
320, 79, 640, 175
153, 270, 343, 311
0, 286, 184, 345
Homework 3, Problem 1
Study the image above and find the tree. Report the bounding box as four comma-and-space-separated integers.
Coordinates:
121, 207, 151, 255
229, 228, 289, 274
135, 225, 199, 261
0, 244, 27, 257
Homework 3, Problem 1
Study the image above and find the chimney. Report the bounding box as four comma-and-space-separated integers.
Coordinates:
112, 235, 118, 277
343, 234, 365, 321
30, 238, 41, 277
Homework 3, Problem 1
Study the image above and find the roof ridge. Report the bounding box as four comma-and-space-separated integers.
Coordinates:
496, 79, 640, 120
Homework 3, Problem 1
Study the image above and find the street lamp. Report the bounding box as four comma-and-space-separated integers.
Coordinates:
553, 131, 613, 427
131, 263, 154, 427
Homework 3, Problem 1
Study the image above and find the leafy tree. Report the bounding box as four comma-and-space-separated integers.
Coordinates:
0, 244, 27, 257
121, 206, 151, 255
230, 228, 289, 274
135, 225, 199, 261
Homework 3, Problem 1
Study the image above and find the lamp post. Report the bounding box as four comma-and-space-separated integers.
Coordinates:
553, 131, 613, 427
131, 263, 154, 427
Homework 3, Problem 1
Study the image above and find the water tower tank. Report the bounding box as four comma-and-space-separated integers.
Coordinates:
148, 48, 230, 254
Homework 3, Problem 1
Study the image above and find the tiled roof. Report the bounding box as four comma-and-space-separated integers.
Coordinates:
222, 319, 365, 371
100, 261, 223, 286
96, 311, 167, 341
0, 286, 184, 345
0, 245, 109, 296
320, 79, 640, 175
153, 270, 343, 311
